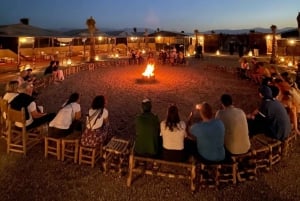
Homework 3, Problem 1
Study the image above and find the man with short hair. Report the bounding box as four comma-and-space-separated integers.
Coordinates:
188, 102, 225, 162
134, 98, 160, 157
216, 94, 250, 155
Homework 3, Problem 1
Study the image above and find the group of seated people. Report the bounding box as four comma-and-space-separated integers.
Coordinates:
2, 78, 111, 148
134, 86, 293, 163
44, 60, 65, 82
158, 49, 186, 65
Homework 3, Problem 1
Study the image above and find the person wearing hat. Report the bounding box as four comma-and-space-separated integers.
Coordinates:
134, 98, 160, 157
247, 85, 291, 141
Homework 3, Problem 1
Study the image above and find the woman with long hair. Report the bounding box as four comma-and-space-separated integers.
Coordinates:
160, 104, 187, 162
81, 95, 112, 148
49, 92, 82, 137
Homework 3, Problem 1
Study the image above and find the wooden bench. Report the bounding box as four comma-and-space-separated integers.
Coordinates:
126, 150, 196, 192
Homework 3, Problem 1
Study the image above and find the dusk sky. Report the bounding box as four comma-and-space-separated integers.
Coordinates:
0, 0, 299, 32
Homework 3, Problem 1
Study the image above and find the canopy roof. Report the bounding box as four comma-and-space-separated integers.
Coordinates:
148, 30, 187, 37
0, 23, 62, 37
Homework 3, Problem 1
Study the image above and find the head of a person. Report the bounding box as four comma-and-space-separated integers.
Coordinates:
166, 104, 180, 131
26, 68, 33, 74
5, 80, 19, 93
50, 60, 55, 66
20, 70, 28, 78
269, 85, 280, 98
199, 102, 213, 120
55, 60, 59, 66
65, 92, 80, 105
141, 98, 152, 113
17, 82, 34, 95
258, 85, 273, 99
220, 94, 233, 107
91, 95, 105, 110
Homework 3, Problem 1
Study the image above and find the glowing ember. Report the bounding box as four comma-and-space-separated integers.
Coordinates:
142, 63, 155, 78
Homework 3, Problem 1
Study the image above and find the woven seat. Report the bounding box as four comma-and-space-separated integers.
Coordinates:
250, 138, 270, 171
198, 161, 237, 189
61, 133, 81, 163
78, 145, 101, 168
102, 137, 130, 174
231, 151, 257, 182
254, 134, 282, 168
282, 132, 297, 157
44, 136, 61, 160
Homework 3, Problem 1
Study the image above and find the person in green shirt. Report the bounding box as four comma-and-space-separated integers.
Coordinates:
134, 98, 160, 157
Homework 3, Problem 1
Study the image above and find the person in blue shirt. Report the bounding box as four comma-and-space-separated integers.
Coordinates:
187, 102, 225, 162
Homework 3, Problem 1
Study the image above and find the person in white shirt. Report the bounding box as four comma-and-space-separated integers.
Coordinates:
160, 104, 187, 162
49, 92, 82, 137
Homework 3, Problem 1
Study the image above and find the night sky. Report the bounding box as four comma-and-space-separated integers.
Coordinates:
0, 0, 299, 32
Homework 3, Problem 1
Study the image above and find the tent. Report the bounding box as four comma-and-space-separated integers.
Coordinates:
0, 23, 61, 37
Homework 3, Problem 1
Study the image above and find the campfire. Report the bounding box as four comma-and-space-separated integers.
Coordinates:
142, 63, 155, 79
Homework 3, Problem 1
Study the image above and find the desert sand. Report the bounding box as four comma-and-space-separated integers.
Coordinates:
1, 56, 300, 201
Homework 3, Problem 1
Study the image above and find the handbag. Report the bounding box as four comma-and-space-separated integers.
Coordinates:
80, 109, 104, 147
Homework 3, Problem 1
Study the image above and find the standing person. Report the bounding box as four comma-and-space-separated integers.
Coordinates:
9, 82, 56, 130
81, 95, 112, 147
53, 60, 65, 81
134, 98, 160, 158
187, 102, 225, 162
215, 94, 250, 156
49, 93, 82, 137
247, 85, 291, 141
160, 104, 187, 162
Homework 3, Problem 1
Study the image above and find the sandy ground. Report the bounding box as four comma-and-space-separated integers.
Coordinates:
1, 56, 300, 201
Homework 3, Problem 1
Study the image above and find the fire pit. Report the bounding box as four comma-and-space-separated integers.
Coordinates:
136, 63, 157, 84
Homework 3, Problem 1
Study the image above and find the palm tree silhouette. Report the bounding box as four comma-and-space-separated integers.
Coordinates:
270, 24, 277, 64
86, 16, 96, 62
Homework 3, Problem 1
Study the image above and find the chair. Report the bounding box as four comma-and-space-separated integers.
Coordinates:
250, 138, 270, 171
6, 106, 42, 155
78, 145, 101, 168
0, 97, 9, 139
44, 136, 61, 160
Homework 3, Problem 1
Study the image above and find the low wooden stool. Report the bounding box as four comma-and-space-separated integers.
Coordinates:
44, 136, 61, 160
61, 134, 80, 163
254, 134, 282, 168
102, 137, 130, 175
250, 138, 270, 171
198, 163, 221, 188
282, 132, 297, 157
231, 151, 257, 182
78, 145, 101, 168
218, 162, 237, 185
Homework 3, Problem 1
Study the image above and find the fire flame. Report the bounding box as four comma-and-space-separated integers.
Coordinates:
142, 63, 155, 77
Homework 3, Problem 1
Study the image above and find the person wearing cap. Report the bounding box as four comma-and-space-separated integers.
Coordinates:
134, 98, 160, 157
247, 85, 291, 141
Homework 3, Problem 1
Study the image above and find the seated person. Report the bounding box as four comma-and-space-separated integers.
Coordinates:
187, 102, 225, 162
9, 82, 56, 130
247, 85, 291, 141
81, 95, 112, 147
160, 104, 187, 162
44, 60, 55, 76
49, 93, 82, 138
134, 98, 160, 158
215, 94, 250, 156
3, 80, 19, 103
